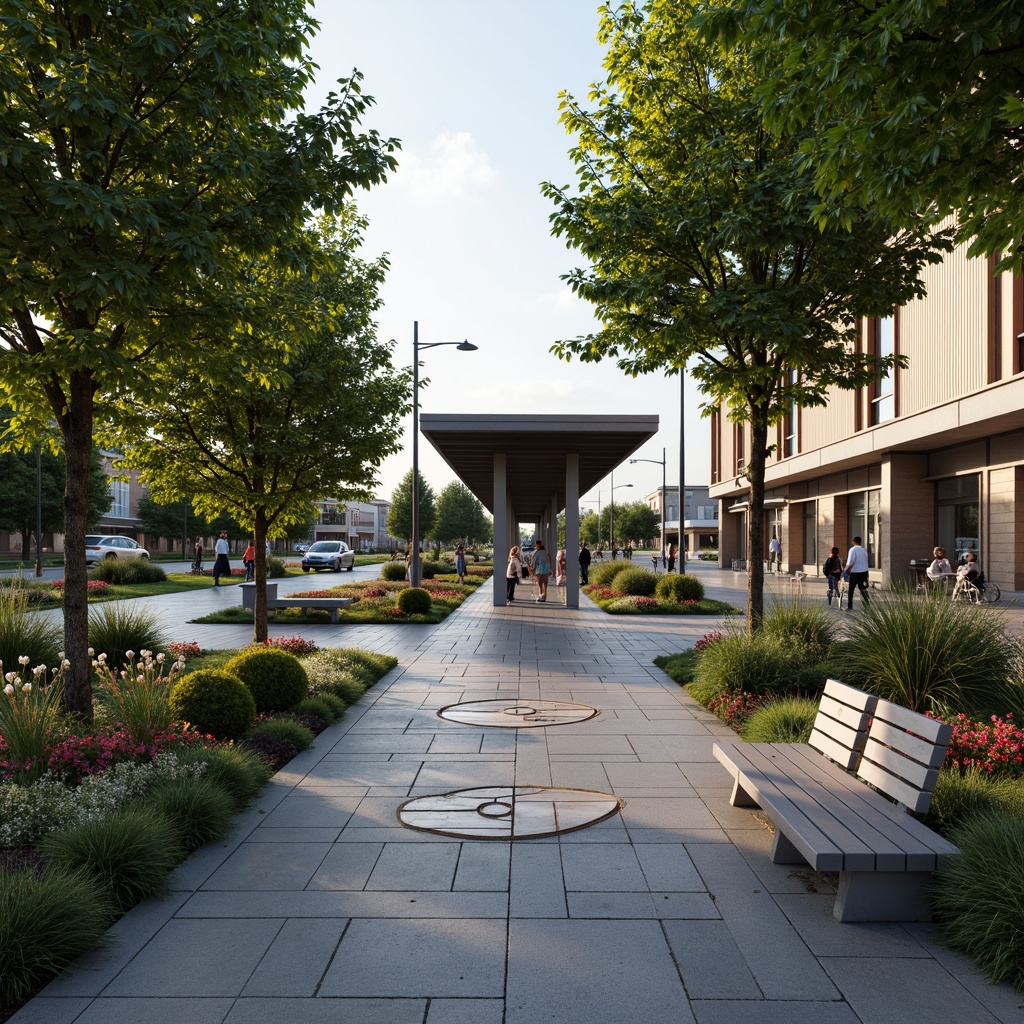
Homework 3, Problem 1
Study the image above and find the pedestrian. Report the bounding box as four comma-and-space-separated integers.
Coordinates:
265, 538, 272, 560
242, 538, 256, 582
455, 543, 467, 584
844, 536, 870, 609
822, 545, 843, 606
768, 535, 782, 574
555, 546, 567, 586
531, 540, 552, 602
667, 542, 677, 573
506, 545, 522, 603
213, 531, 231, 587
192, 538, 203, 574
579, 540, 591, 585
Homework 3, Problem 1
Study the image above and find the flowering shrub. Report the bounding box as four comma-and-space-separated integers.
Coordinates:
584, 585, 625, 601
39, 728, 193, 787
92, 648, 186, 743
707, 691, 769, 730
167, 640, 202, 660
1, 656, 67, 781
249, 635, 319, 656
694, 630, 726, 652
51, 579, 110, 592
388, 607, 407, 618
362, 586, 388, 598
934, 712, 1024, 777
292, 590, 336, 599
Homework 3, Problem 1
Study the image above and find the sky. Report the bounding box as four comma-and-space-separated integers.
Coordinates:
304, 0, 710, 512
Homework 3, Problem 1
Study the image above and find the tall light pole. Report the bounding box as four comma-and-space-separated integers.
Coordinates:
679, 369, 686, 565
411, 321, 477, 587
630, 446, 667, 568
608, 472, 633, 554
35, 443, 43, 577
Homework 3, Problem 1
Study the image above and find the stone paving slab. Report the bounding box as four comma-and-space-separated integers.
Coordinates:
16, 573, 1024, 1023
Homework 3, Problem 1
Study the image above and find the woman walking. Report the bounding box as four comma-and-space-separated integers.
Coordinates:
506, 545, 522, 603
213, 531, 231, 587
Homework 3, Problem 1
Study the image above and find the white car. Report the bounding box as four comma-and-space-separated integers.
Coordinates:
301, 540, 355, 572
85, 535, 150, 564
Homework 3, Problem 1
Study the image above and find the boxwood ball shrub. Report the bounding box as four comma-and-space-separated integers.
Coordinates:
589, 560, 634, 587
655, 573, 705, 602
614, 567, 658, 596
422, 560, 446, 579
381, 561, 408, 582
396, 587, 432, 615
89, 558, 167, 585
223, 648, 309, 715
168, 669, 256, 741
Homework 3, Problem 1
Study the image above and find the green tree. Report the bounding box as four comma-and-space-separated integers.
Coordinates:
118, 213, 409, 642
0, 2, 398, 716
387, 470, 436, 549
135, 495, 207, 552
0, 446, 110, 556
580, 511, 600, 546
617, 501, 659, 546
544, 0, 946, 628
432, 481, 487, 547
705, 0, 1024, 269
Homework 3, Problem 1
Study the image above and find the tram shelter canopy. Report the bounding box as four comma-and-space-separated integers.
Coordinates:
420, 413, 659, 607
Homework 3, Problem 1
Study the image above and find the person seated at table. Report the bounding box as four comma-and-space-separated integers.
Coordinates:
926, 546, 952, 582
957, 550, 980, 583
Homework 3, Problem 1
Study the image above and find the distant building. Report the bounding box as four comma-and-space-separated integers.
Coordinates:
708, 236, 1024, 590
313, 498, 397, 551
645, 484, 719, 557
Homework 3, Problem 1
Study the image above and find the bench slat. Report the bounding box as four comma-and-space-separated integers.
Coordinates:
817, 694, 873, 735
867, 719, 948, 770
808, 729, 862, 770
856, 757, 937, 815
872, 699, 953, 746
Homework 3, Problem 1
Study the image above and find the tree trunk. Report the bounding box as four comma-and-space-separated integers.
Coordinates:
61, 370, 96, 720
253, 508, 268, 643
746, 410, 770, 633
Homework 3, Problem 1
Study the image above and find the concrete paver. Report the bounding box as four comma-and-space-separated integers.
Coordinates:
13, 563, 1024, 1023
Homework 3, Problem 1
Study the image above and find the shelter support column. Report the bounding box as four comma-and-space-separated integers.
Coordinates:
565, 454, 580, 609
493, 453, 507, 606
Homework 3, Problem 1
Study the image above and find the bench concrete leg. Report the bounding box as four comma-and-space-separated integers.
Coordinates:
833, 871, 933, 923
729, 778, 759, 808
770, 829, 807, 866
329, 609, 339, 624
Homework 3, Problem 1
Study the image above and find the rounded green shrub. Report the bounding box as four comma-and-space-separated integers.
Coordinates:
171, 744, 271, 810
168, 669, 256, 741
692, 632, 789, 696
589, 560, 634, 587
40, 807, 183, 913
250, 716, 315, 752
931, 812, 1024, 989
396, 587, 432, 615
145, 777, 236, 852
88, 602, 168, 671
0, 865, 112, 1010
422, 560, 446, 579
266, 555, 288, 579
655, 573, 705, 602
742, 698, 819, 743
223, 648, 309, 715
315, 674, 368, 707
381, 561, 408, 582
614, 567, 658, 596
293, 695, 340, 727
89, 558, 167, 585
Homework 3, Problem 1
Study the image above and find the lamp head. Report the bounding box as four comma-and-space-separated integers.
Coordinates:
456, 340, 477, 351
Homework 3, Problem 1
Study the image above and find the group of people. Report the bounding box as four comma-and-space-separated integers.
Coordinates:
926, 546, 982, 592
505, 541, 587, 603
191, 535, 272, 586
821, 536, 872, 610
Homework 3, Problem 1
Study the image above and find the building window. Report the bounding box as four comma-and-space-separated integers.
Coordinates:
109, 480, 130, 519
848, 490, 881, 570
1014, 272, 1024, 375
870, 315, 896, 424
734, 424, 745, 475
711, 409, 721, 483
802, 501, 817, 567
937, 475, 980, 565
783, 367, 798, 457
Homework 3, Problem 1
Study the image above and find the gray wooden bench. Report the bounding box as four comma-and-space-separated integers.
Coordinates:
713, 679, 959, 922
240, 582, 352, 624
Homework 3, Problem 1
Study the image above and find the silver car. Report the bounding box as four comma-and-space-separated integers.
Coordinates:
301, 540, 355, 572
85, 535, 151, 564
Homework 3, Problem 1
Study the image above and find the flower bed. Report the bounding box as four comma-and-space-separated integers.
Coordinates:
582, 582, 739, 616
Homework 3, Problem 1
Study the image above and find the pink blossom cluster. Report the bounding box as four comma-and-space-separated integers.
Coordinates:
167, 640, 202, 660
51, 579, 110, 591
362, 586, 388, 598
707, 691, 768, 731
293, 590, 336, 599
633, 597, 658, 610
932, 711, 1024, 777
694, 630, 726, 652
255, 635, 319, 656
388, 607, 407, 618
584, 585, 625, 601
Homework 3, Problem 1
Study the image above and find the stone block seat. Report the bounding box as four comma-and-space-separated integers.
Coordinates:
239, 581, 352, 624
713, 678, 959, 922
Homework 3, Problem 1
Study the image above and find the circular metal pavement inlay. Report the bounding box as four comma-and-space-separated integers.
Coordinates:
436, 698, 600, 729
397, 785, 624, 840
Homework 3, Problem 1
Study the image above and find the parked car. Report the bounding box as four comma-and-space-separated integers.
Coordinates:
293, 541, 310, 553
301, 540, 355, 572
85, 535, 150, 564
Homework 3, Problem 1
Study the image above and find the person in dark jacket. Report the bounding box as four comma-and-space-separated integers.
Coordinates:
579, 541, 591, 585
823, 546, 843, 606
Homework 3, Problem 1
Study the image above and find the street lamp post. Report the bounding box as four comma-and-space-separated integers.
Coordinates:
630, 446, 667, 569
608, 472, 633, 555
35, 444, 43, 577
411, 321, 477, 587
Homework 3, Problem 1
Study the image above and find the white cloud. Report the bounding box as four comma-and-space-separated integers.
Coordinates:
392, 131, 497, 200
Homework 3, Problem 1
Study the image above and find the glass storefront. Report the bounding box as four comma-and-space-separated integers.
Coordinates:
937, 475, 980, 565
802, 500, 817, 567
848, 490, 881, 569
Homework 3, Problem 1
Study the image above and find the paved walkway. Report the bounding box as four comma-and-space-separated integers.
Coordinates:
13, 571, 1024, 1024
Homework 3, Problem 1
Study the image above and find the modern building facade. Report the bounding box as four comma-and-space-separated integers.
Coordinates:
709, 240, 1024, 591
645, 485, 719, 556
312, 498, 396, 550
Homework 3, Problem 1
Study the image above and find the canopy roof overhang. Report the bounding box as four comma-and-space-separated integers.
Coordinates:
420, 413, 659, 518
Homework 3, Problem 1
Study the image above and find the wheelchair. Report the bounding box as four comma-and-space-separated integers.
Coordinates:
951, 570, 1000, 604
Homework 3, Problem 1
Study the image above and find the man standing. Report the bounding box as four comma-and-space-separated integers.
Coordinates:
579, 540, 591, 585
768, 535, 782, 574
844, 536, 870, 609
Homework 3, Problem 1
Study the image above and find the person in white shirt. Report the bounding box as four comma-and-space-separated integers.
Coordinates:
768, 535, 782, 574
843, 536, 870, 609
213, 531, 231, 587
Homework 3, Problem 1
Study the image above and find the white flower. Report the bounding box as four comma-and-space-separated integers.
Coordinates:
87, 648, 94, 657
62, 660, 70, 670
21, 682, 31, 693
33, 665, 46, 677
125, 650, 134, 660
97, 653, 107, 663
18, 655, 29, 666
156, 653, 165, 664
3, 684, 13, 695
5, 672, 16, 683
59, 652, 65, 660
140, 650, 150, 659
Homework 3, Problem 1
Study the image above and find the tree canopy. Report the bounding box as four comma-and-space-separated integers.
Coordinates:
387, 470, 436, 548
544, 0, 947, 627
0, 1, 398, 714
704, 0, 1024, 269
118, 212, 408, 641
431, 481, 489, 547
